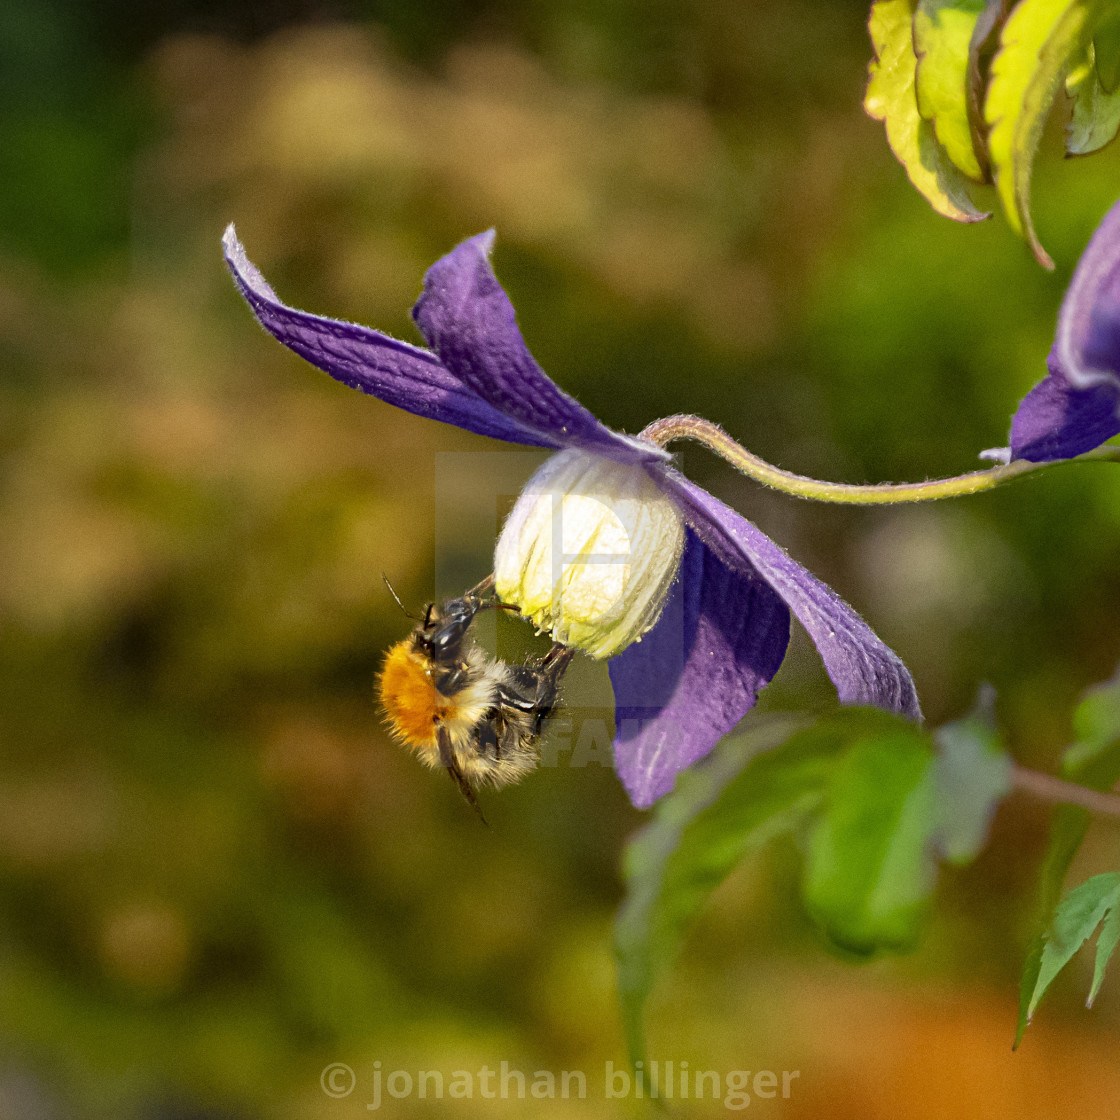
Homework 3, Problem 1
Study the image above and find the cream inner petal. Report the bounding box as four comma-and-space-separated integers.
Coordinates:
494, 448, 684, 658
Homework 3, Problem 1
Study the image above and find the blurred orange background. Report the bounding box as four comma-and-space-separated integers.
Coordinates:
2, 2, 1120, 1116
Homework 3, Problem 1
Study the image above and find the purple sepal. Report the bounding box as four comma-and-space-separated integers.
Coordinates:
660, 470, 922, 722
223, 226, 554, 447
1052, 198, 1120, 391
411, 232, 669, 465
609, 531, 790, 808
1009, 358, 1120, 462
1085, 269, 1120, 376
1009, 198, 1120, 461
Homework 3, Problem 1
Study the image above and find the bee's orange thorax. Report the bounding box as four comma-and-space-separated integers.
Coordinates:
379, 642, 448, 749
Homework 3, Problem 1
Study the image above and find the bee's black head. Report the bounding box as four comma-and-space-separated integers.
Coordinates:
415, 595, 483, 662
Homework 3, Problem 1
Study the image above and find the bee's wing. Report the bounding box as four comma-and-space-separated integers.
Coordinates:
437, 724, 487, 826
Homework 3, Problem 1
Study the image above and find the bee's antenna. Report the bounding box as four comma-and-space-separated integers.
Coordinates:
382, 574, 421, 621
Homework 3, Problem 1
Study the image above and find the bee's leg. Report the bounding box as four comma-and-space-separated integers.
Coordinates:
437, 725, 487, 826
463, 573, 495, 598
540, 643, 575, 677
462, 572, 529, 616
534, 645, 574, 729
477, 716, 502, 760
499, 646, 574, 734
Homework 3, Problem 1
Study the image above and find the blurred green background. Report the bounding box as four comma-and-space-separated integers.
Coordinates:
3, 0, 1120, 1116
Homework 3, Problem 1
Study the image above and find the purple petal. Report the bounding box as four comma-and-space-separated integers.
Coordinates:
1009, 199, 1120, 461
659, 469, 922, 721
223, 226, 553, 446
411, 232, 669, 465
1052, 198, 1120, 391
609, 531, 790, 808
1084, 267, 1120, 375
1009, 355, 1120, 462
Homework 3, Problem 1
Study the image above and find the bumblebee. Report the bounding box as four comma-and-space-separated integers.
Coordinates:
378, 582, 573, 814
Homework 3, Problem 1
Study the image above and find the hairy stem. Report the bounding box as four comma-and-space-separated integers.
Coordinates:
640, 414, 1120, 505
1012, 765, 1120, 820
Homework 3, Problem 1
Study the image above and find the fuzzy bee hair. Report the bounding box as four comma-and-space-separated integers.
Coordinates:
378, 593, 572, 815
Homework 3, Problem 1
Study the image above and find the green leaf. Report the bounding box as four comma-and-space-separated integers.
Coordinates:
1022, 873, 1120, 1025
866, 0, 990, 221
914, 0, 990, 180
985, 0, 1110, 268
1088, 895, 1120, 1006
1063, 663, 1120, 775
1037, 803, 1092, 917
1066, 43, 1120, 154
614, 715, 848, 1067
1017, 665, 1120, 1045
931, 690, 1012, 864
802, 722, 939, 953
1014, 935, 1045, 1048
1093, 9, 1120, 91
1032, 665, 1120, 930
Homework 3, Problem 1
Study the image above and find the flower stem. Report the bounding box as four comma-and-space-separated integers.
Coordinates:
1011, 765, 1120, 820
640, 415, 1120, 505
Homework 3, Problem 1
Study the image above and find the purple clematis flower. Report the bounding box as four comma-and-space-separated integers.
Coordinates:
1011, 197, 1120, 462
223, 225, 920, 807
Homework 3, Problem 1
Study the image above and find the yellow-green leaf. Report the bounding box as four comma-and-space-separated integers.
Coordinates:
915, 0, 990, 180
985, 0, 1109, 268
1066, 43, 1120, 154
866, 0, 990, 221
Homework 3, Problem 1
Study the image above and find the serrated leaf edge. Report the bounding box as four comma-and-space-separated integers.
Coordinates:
866, 0, 990, 222
985, 0, 1107, 267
